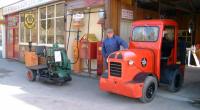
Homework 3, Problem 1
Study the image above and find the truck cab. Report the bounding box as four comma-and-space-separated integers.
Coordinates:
99, 19, 185, 103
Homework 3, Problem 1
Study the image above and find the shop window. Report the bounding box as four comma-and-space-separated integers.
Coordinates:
19, 2, 65, 45
38, 3, 64, 45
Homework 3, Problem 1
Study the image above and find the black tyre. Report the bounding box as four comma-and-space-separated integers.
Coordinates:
66, 74, 72, 81
168, 69, 183, 92
140, 76, 158, 103
27, 70, 37, 81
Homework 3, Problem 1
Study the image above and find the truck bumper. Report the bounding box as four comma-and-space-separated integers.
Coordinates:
99, 77, 144, 98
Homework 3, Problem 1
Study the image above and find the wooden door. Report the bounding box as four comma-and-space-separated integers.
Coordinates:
13, 28, 19, 59
6, 29, 14, 59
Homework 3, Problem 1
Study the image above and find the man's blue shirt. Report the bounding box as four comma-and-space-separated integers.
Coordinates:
102, 35, 128, 58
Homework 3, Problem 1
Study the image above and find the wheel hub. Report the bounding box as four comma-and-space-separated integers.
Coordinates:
146, 83, 155, 99
27, 71, 33, 80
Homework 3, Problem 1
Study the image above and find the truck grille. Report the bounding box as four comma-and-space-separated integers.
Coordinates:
110, 62, 122, 77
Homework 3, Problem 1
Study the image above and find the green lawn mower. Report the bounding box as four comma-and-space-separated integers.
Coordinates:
26, 44, 72, 85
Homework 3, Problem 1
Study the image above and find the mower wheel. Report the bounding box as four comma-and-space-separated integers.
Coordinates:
140, 76, 158, 103
168, 69, 183, 92
27, 70, 37, 81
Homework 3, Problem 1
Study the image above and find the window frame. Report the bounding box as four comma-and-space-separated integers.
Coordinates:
19, 1, 65, 47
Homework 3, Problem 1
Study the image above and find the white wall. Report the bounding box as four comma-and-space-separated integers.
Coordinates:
0, 8, 5, 58
1, 24, 5, 58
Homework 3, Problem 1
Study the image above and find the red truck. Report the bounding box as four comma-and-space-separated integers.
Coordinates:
99, 19, 186, 103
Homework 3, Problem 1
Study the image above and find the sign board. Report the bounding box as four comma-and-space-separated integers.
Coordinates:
3, 0, 58, 15
121, 9, 133, 20
7, 15, 19, 27
73, 13, 84, 21
24, 13, 35, 29
54, 51, 62, 62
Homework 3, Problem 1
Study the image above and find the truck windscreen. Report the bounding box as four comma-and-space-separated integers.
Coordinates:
132, 26, 159, 42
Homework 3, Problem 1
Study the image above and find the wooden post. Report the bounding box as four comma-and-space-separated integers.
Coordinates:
105, 0, 121, 35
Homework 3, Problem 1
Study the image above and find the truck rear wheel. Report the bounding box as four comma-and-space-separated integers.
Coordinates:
140, 76, 158, 103
168, 69, 183, 92
27, 70, 37, 81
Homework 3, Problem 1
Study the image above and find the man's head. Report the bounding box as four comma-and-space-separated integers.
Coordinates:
106, 28, 114, 38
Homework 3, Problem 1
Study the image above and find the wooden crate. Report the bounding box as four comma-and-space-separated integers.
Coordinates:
24, 52, 38, 67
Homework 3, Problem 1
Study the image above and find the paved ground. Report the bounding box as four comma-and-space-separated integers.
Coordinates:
0, 59, 200, 110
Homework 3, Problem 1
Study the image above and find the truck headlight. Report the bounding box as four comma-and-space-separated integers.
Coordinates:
106, 58, 109, 63
128, 60, 134, 65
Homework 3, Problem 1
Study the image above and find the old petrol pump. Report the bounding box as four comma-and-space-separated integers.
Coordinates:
72, 13, 84, 73
65, 9, 84, 73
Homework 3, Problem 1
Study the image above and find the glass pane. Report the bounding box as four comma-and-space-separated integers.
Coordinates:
47, 19, 54, 44
56, 3, 64, 17
26, 29, 30, 42
20, 23, 25, 42
40, 7, 46, 19
56, 18, 64, 44
20, 13, 25, 22
47, 5, 54, 18
31, 10, 38, 43
32, 24, 37, 43
7, 29, 13, 43
20, 13, 25, 42
40, 20, 46, 44
132, 26, 159, 42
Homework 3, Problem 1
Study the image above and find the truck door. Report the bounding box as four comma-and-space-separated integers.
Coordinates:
161, 26, 175, 66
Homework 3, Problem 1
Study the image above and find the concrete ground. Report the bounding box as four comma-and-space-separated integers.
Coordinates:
0, 59, 200, 110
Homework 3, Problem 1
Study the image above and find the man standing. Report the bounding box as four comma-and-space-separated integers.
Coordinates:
102, 28, 128, 67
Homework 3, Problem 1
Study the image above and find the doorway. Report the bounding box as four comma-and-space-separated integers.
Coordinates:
6, 28, 19, 59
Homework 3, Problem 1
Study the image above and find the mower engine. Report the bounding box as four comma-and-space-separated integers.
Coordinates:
26, 44, 72, 85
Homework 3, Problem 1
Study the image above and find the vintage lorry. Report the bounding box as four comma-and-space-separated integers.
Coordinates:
99, 19, 186, 103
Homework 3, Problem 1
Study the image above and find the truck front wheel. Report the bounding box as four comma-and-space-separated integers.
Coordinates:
140, 76, 158, 103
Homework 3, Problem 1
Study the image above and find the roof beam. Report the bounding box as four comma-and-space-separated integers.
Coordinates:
160, 2, 192, 13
